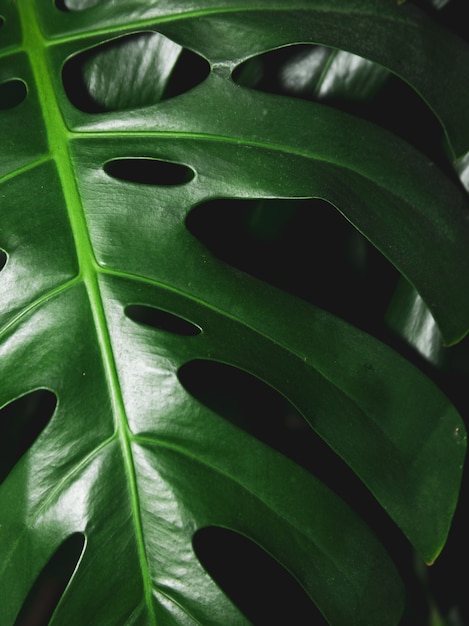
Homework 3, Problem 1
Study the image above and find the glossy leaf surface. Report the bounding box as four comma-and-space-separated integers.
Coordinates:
0, 2, 467, 625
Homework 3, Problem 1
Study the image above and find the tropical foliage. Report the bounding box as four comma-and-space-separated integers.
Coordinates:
1, 0, 468, 624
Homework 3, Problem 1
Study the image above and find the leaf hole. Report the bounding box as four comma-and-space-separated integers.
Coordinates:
0, 79, 27, 110
125, 304, 201, 336
180, 360, 402, 556
233, 44, 446, 167
193, 527, 325, 625
62, 31, 209, 113
104, 158, 194, 186
0, 249, 7, 271
178, 359, 329, 473
0, 389, 57, 484
14, 533, 86, 626
0, 15, 4, 28
232, 44, 394, 107
186, 198, 399, 331
233, 45, 330, 100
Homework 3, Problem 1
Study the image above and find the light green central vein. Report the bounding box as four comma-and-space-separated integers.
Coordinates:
17, 4, 156, 623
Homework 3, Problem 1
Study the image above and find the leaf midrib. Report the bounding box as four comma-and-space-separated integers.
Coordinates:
17, 5, 157, 624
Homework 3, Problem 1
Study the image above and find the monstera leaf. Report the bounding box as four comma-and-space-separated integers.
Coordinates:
1, 1, 468, 624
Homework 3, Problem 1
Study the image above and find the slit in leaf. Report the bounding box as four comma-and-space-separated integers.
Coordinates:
233, 43, 446, 167
14, 533, 86, 626
0, 249, 7, 271
178, 359, 331, 474
186, 198, 399, 331
182, 360, 406, 571
104, 158, 194, 186
233, 44, 389, 103
178, 360, 367, 496
63, 31, 209, 113
125, 304, 201, 336
0, 16, 4, 28
0, 389, 57, 483
193, 527, 325, 625
0, 79, 27, 110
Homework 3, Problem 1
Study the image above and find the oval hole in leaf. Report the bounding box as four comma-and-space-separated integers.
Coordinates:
186, 198, 399, 331
63, 31, 209, 113
193, 527, 326, 625
0, 79, 27, 110
0, 389, 57, 484
125, 304, 201, 336
0, 249, 7, 271
104, 158, 194, 186
0, 16, 4, 28
14, 533, 86, 626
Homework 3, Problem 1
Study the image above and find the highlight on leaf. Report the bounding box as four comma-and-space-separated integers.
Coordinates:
104, 158, 195, 186
125, 304, 201, 336
0, 389, 57, 484
0, 79, 27, 110
62, 31, 210, 113
14, 533, 86, 626
193, 526, 327, 625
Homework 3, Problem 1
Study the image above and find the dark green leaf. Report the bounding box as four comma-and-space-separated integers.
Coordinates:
1, 2, 467, 625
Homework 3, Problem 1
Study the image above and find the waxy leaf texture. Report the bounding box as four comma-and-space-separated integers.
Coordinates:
1, 1, 468, 624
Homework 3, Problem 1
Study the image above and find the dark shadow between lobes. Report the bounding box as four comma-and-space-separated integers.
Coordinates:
0, 389, 57, 485
193, 527, 327, 625
14, 533, 86, 626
